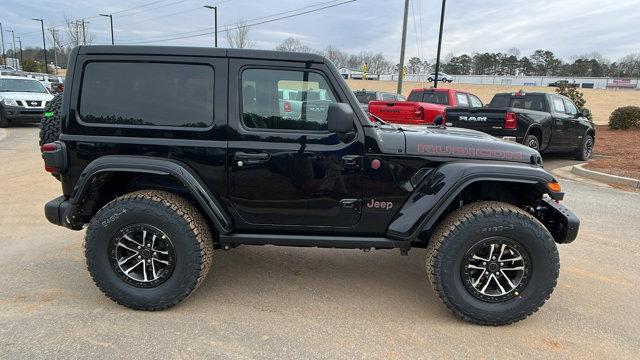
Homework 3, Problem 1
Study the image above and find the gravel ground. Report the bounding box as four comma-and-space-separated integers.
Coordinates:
0, 125, 638, 359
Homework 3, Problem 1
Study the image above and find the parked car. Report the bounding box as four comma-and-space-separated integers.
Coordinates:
444, 91, 595, 160
0, 65, 17, 72
24, 73, 64, 92
548, 80, 578, 88
0, 76, 54, 127
368, 88, 483, 125
41, 45, 580, 325
427, 72, 453, 83
353, 89, 406, 114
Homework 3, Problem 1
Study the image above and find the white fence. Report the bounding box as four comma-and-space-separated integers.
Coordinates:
377, 74, 639, 90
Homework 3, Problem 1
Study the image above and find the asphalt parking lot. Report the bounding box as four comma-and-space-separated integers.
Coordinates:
1, 125, 639, 359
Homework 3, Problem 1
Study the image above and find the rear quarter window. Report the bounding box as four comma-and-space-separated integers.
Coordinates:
79, 62, 214, 128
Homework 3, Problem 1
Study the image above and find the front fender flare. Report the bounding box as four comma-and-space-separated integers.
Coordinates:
69, 155, 233, 234
386, 161, 556, 241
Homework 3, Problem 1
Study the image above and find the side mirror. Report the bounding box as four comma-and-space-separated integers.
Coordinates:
580, 108, 590, 118
327, 103, 354, 133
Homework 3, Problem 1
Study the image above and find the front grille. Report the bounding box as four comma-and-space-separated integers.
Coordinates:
24, 100, 42, 107
16, 101, 23, 106
19, 110, 44, 115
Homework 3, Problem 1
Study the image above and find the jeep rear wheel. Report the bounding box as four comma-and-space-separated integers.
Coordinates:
85, 190, 213, 310
426, 201, 559, 325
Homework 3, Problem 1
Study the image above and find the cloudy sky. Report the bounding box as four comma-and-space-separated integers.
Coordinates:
2, 0, 639, 62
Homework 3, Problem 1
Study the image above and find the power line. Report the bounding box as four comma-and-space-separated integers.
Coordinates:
121, 0, 352, 44
115, 0, 195, 18
112, 0, 175, 15
117, 0, 232, 27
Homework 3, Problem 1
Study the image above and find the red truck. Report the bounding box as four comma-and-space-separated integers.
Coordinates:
368, 88, 484, 125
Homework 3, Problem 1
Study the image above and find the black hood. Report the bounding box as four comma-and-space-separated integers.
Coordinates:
375, 125, 542, 165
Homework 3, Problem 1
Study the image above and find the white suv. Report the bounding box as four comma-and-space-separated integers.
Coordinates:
0, 76, 54, 127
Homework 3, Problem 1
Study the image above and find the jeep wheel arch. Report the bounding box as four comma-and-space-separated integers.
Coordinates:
386, 161, 558, 241
69, 155, 233, 234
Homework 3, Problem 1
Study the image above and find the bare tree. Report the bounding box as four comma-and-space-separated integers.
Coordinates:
323, 45, 348, 68
64, 16, 81, 47
224, 19, 253, 49
275, 37, 312, 53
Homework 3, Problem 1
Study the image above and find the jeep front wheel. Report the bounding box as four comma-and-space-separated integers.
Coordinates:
85, 190, 213, 310
426, 201, 559, 325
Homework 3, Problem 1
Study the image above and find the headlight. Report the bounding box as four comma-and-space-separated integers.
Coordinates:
1, 98, 19, 107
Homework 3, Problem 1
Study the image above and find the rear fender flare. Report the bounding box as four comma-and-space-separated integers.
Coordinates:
386, 161, 555, 241
70, 155, 233, 234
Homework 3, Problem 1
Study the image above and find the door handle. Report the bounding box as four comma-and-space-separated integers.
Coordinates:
341, 155, 361, 169
234, 152, 270, 161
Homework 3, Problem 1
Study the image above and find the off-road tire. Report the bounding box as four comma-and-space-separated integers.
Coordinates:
85, 190, 214, 310
575, 134, 594, 161
524, 134, 540, 150
38, 93, 63, 147
426, 201, 559, 325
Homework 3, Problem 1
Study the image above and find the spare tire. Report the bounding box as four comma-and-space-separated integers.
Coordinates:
39, 93, 63, 148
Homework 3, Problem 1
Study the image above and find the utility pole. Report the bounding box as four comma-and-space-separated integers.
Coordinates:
82, 19, 87, 45
7, 30, 16, 68
16, 37, 23, 70
396, 0, 409, 94
32, 19, 48, 74
100, 14, 114, 45
204, 5, 218, 47
50, 28, 59, 70
433, 0, 447, 89
0, 22, 6, 66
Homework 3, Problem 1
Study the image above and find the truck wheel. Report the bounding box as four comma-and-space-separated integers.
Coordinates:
85, 190, 214, 310
426, 201, 559, 325
575, 134, 594, 161
39, 93, 63, 147
524, 134, 540, 150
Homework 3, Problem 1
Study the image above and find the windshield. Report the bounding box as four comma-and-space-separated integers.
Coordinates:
407, 91, 449, 105
354, 92, 377, 104
0, 78, 48, 93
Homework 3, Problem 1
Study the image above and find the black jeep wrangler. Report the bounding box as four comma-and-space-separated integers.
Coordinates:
41, 46, 579, 325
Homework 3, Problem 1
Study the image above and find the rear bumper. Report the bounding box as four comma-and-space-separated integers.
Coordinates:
45, 196, 82, 230
539, 198, 580, 244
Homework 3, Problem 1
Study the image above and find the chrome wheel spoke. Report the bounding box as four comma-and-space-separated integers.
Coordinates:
122, 234, 142, 247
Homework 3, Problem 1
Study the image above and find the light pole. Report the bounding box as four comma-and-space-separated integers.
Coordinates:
32, 19, 49, 74
433, 0, 447, 89
204, 5, 218, 47
0, 22, 6, 66
100, 14, 114, 45
396, 0, 409, 94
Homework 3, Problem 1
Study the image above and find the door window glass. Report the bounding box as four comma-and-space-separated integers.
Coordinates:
456, 93, 469, 106
564, 99, 578, 115
241, 68, 337, 131
552, 97, 566, 113
468, 94, 483, 107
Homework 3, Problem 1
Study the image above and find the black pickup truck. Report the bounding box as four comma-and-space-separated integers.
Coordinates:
40, 46, 580, 325
444, 92, 595, 160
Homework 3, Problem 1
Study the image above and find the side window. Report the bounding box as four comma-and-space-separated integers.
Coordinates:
552, 97, 566, 113
456, 93, 469, 106
80, 62, 214, 127
564, 99, 578, 116
396, 94, 406, 101
241, 68, 337, 131
468, 94, 483, 107
381, 93, 395, 101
